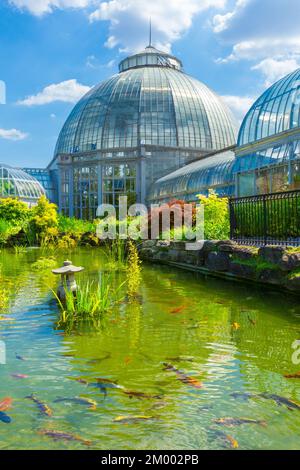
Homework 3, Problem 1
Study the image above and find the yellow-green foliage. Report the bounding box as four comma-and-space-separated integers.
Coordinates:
0, 197, 29, 223
103, 239, 126, 270
31, 196, 59, 245
197, 190, 230, 240
126, 240, 142, 298
32, 256, 57, 271
57, 235, 77, 250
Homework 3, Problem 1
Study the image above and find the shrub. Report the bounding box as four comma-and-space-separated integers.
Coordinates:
30, 195, 59, 245
0, 198, 29, 224
197, 190, 230, 240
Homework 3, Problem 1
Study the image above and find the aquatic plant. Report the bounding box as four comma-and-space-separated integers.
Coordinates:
103, 239, 127, 270
56, 235, 77, 250
0, 266, 9, 311
55, 277, 125, 331
13, 245, 27, 255
32, 256, 57, 271
126, 240, 142, 298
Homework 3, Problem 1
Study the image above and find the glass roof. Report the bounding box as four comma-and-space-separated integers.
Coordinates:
0, 164, 45, 200
238, 67, 300, 146
119, 46, 182, 72
148, 149, 236, 202
55, 59, 237, 156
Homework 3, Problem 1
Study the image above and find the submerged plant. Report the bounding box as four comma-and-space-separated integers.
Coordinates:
55, 277, 125, 331
32, 256, 57, 271
126, 240, 142, 299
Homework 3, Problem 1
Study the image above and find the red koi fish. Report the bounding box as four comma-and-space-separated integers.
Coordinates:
11, 373, 28, 379
163, 363, 203, 389
0, 397, 13, 412
170, 305, 187, 314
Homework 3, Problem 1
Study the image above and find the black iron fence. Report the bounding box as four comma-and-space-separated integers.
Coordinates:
229, 190, 300, 247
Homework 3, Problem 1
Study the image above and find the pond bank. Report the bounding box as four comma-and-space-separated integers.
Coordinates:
139, 240, 300, 295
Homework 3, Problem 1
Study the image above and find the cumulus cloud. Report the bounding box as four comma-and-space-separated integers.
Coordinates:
252, 58, 300, 88
0, 128, 29, 141
17, 79, 91, 106
221, 95, 255, 123
89, 0, 227, 52
213, 0, 300, 85
8, 0, 92, 16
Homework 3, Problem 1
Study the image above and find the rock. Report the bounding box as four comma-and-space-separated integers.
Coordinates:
258, 246, 286, 264
202, 240, 219, 253
156, 240, 170, 248
279, 253, 300, 271
232, 246, 257, 260
218, 243, 235, 253
142, 240, 157, 249
229, 262, 256, 279
258, 268, 284, 285
140, 248, 156, 260
285, 275, 300, 292
205, 252, 230, 272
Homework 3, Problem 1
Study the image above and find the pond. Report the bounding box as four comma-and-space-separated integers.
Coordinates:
0, 247, 300, 450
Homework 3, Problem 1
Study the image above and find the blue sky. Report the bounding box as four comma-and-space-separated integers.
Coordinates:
0, 0, 299, 168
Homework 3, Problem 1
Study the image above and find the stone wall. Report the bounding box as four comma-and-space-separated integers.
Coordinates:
138, 240, 300, 294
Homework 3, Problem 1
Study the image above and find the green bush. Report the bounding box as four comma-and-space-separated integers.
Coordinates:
0, 198, 29, 224
197, 190, 230, 240
30, 195, 59, 245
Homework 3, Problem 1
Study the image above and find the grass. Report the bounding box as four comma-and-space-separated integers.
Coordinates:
232, 255, 280, 272
103, 239, 127, 270
288, 268, 300, 280
54, 277, 125, 331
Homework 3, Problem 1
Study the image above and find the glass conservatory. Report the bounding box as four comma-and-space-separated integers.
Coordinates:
53, 44, 237, 218
148, 149, 236, 204
235, 68, 300, 196
0, 164, 45, 205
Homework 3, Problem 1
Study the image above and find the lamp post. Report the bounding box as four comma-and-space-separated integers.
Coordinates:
52, 260, 84, 301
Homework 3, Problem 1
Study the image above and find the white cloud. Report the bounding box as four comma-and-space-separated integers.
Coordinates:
213, 0, 300, 84
17, 79, 91, 106
221, 95, 255, 123
86, 55, 116, 69
89, 0, 227, 52
9, 0, 92, 16
0, 128, 29, 141
252, 58, 300, 88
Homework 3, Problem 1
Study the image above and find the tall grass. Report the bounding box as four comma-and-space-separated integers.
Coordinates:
103, 239, 127, 270
54, 277, 125, 331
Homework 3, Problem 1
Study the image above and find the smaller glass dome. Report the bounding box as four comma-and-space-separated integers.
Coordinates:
0, 164, 45, 202
238, 67, 300, 146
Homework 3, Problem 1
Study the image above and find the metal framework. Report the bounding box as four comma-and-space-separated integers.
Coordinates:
229, 190, 300, 246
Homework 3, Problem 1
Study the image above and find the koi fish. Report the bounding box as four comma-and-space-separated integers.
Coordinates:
163, 363, 203, 389
284, 372, 300, 379
170, 305, 187, 314
214, 417, 267, 427
248, 316, 257, 326
54, 397, 97, 410
75, 378, 89, 385
11, 373, 28, 379
0, 411, 11, 424
259, 393, 300, 411
16, 353, 26, 361
211, 430, 239, 449
232, 322, 240, 330
113, 415, 156, 424
123, 390, 163, 400
26, 394, 53, 417
94, 378, 123, 388
38, 429, 91, 446
166, 356, 194, 363
0, 397, 13, 412
230, 392, 258, 401
87, 353, 111, 365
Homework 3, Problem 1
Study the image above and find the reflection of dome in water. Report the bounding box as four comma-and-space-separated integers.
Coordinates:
0, 163, 45, 204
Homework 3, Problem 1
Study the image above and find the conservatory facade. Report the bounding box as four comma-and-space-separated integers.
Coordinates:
50, 45, 237, 218
149, 67, 300, 204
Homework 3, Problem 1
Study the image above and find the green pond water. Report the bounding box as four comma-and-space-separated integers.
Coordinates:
0, 247, 300, 450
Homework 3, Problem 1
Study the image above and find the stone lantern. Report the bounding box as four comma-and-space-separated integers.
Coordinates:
52, 260, 84, 301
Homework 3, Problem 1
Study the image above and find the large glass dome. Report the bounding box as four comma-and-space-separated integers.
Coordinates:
55, 46, 237, 156
238, 68, 300, 146
0, 164, 45, 203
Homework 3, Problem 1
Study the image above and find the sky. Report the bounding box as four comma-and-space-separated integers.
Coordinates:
0, 0, 299, 168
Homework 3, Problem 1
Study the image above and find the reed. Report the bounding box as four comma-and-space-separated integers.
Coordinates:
54, 277, 125, 331
103, 239, 127, 270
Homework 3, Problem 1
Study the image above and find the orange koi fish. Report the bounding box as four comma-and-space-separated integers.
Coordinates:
38, 429, 91, 446
0, 397, 13, 412
163, 363, 203, 389
284, 371, 300, 379
232, 322, 240, 330
170, 305, 187, 314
